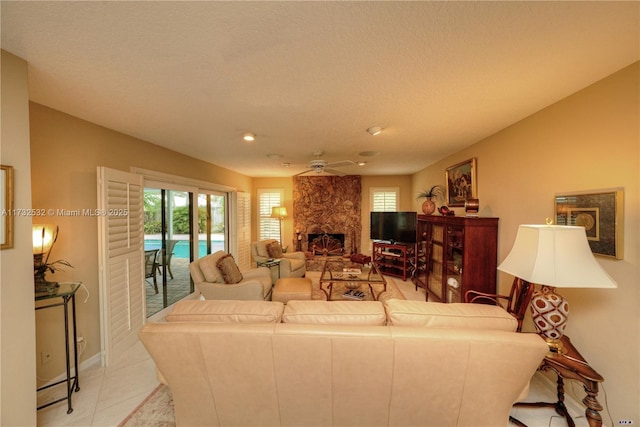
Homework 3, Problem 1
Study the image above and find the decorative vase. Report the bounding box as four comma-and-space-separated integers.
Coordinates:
421, 199, 436, 215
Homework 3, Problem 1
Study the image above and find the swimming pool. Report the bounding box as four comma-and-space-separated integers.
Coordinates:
144, 239, 225, 258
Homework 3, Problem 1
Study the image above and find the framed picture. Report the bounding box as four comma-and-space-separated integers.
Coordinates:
1, 165, 14, 250
445, 158, 477, 207
555, 189, 624, 259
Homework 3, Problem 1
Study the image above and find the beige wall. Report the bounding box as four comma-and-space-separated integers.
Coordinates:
412, 62, 639, 421
28, 103, 253, 380
1, 51, 37, 426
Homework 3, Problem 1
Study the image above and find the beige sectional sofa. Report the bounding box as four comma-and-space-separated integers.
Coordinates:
139, 299, 547, 427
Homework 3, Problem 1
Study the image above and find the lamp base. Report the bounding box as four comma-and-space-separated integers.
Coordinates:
543, 337, 567, 355
34, 274, 59, 294
531, 285, 569, 355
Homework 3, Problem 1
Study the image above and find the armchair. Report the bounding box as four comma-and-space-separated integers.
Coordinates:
189, 251, 272, 300
250, 239, 306, 283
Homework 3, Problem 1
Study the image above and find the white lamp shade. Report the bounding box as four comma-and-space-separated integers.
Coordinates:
497, 225, 616, 289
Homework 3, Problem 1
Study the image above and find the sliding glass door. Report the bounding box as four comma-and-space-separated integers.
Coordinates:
143, 188, 194, 316
197, 192, 228, 258
143, 185, 229, 317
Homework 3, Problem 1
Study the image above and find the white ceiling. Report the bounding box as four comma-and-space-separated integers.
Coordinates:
2, 1, 638, 177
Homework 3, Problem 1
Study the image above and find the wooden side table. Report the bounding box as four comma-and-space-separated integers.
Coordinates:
514, 335, 604, 427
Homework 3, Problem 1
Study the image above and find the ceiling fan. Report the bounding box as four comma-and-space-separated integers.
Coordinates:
294, 150, 356, 176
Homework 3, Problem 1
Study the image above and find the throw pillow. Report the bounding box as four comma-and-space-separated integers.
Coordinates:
266, 241, 283, 258
198, 251, 227, 283
216, 254, 243, 284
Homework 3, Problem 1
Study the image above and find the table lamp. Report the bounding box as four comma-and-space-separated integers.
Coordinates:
497, 224, 617, 354
271, 206, 288, 245
33, 224, 60, 293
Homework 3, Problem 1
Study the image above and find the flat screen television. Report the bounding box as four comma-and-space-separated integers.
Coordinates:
370, 211, 417, 244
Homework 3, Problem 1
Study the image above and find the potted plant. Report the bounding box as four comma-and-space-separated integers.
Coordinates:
417, 185, 445, 215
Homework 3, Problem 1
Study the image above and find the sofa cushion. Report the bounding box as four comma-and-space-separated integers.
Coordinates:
384, 299, 518, 331
198, 250, 227, 283
165, 300, 285, 323
217, 254, 243, 284
283, 300, 387, 326
266, 241, 283, 258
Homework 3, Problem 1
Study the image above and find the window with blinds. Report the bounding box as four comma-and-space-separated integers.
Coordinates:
371, 188, 399, 211
258, 189, 283, 241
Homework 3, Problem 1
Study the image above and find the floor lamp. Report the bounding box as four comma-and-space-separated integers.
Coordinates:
497, 224, 617, 354
271, 206, 288, 245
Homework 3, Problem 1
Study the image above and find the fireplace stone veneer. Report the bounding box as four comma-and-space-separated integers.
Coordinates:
293, 176, 362, 255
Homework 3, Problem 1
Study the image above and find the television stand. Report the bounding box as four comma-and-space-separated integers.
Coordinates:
373, 241, 415, 281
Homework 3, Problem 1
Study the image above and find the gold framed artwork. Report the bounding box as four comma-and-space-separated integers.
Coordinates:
555, 189, 624, 259
445, 158, 477, 207
1, 165, 14, 250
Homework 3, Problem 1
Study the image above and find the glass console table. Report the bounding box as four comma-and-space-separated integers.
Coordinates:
35, 282, 81, 414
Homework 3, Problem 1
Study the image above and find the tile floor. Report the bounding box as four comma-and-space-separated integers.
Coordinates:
37, 278, 594, 427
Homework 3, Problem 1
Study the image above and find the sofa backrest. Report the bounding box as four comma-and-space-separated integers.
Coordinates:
140, 321, 547, 427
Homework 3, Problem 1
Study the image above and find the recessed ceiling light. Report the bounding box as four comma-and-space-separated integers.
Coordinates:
243, 133, 256, 142
266, 153, 283, 160
357, 161, 367, 166
366, 127, 382, 136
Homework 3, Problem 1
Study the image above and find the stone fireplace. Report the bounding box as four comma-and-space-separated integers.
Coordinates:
293, 176, 361, 255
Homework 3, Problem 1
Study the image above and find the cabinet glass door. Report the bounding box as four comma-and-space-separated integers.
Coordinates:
445, 225, 464, 302
428, 224, 444, 300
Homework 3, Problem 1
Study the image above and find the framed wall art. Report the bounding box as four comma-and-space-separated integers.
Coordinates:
555, 189, 624, 259
1, 165, 14, 250
445, 158, 477, 207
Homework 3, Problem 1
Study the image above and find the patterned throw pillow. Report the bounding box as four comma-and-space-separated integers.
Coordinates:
266, 241, 283, 258
216, 254, 243, 284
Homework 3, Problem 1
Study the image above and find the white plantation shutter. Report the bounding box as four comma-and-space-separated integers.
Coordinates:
235, 191, 251, 271
371, 188, 399, 211
258, 189, 282, 241
97, 167, 144, 367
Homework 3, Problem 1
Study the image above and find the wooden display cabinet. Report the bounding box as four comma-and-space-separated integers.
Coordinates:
413, 215, 498, 302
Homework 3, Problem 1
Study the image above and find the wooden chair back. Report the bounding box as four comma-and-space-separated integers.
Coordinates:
465, 277, 535, 332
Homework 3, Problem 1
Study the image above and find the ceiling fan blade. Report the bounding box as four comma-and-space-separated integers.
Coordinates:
324, 167, 347, 176
325, 160, 355, 168
294, 169, 315, 176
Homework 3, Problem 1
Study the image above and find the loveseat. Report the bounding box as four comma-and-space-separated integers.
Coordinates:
250, 239, 306, 282
189, 251, 273, 300
140, 299, 548, 427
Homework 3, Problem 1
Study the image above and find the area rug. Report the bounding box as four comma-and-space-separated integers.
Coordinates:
306, 271, 405, 301
118, 384, 175, 427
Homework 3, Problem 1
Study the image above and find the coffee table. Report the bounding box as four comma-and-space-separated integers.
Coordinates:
319, 257, 387, 301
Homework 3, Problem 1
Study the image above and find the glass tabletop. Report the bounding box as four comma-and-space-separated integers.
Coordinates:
35, 282, 82, 301
320, 258, 385, 284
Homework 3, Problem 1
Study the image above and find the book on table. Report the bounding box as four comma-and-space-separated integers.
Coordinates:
343, 289, 365, 300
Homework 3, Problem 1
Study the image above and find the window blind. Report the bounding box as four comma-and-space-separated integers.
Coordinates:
258, 189, 282, 241
371, 188, 398, 212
